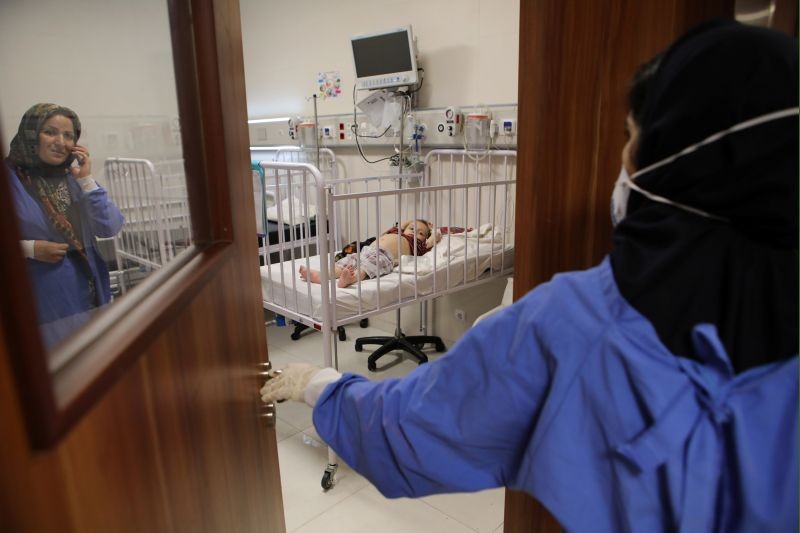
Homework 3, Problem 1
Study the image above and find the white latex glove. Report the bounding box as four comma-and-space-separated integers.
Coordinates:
260, 363, 342, 407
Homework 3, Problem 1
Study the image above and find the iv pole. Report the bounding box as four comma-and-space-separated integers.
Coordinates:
354, 92, 446, 371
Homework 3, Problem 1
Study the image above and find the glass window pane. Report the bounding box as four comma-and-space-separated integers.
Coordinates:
0, 0, 191, 362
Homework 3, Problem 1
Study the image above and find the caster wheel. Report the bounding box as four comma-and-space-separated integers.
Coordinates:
359, 318, 369, 328
321, 464, 337, 491
435, 342, 446, 352
338, 327, 347, 342
290, 332, 300, 341
367, 362, 377, 372
354, 342, 363, 352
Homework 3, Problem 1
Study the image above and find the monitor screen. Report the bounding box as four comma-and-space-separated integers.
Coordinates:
352, 30, 413, 78
351, 26, 418, 90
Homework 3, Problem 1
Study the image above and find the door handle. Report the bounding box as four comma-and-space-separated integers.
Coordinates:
257, 360, 273, 379
260, 402, 277, 427
259, 361, 277, 427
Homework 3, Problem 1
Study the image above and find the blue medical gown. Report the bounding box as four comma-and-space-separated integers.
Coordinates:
8, 164, 124, 348
314, 258, 798, 532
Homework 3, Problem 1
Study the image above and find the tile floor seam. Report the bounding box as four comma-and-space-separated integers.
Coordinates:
286, 482, 373, 533
277, 416, 304, 431
418, 498, 485, 533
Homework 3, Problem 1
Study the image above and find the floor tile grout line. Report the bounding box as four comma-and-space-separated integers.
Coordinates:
418, 497, 489, 533
286, 482, 373, 533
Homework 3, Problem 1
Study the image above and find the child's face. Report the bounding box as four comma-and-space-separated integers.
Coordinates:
404, 220, 430, 242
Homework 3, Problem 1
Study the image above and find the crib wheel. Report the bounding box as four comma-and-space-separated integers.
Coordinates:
338, 327, 347, 341
291, 323, 308, 341
354, 341, 363, 352
359, 318, 369, 328
435, 341, 447, 352
321, 464, 338, 491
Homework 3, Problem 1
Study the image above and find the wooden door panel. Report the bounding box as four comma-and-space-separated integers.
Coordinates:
0, 316, 73, 533
58, 361, 172, 533
143, 260, 282, 533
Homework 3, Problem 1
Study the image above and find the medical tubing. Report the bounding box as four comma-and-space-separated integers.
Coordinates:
351, 84, 398, 164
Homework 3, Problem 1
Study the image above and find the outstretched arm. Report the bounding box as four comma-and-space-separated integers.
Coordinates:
312, 298, 553, 498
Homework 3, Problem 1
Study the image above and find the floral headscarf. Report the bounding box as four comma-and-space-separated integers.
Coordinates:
7, 103, 82, 172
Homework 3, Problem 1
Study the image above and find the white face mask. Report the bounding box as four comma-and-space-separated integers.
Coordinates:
610, 166, 631, 227
611, 107, 799, 226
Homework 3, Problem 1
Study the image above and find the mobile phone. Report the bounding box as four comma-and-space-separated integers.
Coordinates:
64, 152, 77, 166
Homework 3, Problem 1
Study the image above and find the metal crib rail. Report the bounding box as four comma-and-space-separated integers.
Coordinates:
104, 157, 192, 294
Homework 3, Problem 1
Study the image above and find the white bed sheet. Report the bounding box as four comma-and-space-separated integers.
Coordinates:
261, 229, 514, 323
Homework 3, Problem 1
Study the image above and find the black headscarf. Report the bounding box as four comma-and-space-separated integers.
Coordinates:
610, 20, 798, 373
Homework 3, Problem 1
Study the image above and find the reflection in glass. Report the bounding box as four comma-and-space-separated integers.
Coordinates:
1, 0, 190, 360
105, 157, 192, 294
6, 104, 124, 351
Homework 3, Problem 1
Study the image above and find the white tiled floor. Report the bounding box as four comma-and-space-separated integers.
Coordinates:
266, 319, 505, 533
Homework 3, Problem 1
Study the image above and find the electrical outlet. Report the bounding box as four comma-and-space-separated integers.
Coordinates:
454, 309, 466, 321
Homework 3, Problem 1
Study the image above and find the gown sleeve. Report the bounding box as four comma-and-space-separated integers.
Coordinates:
312, 290, 556, 498
81, 185, 124, 238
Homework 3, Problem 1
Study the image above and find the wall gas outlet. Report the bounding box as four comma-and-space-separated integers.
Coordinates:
502, 119, 516, 135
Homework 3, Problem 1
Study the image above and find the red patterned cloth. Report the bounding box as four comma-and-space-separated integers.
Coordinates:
439, 226, 472, 235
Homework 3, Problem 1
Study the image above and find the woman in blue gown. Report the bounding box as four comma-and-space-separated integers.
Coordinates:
7, 103, 124, 349
262, 20, 798, 532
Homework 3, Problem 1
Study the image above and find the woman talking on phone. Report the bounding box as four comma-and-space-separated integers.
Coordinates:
6, 103, 124, 349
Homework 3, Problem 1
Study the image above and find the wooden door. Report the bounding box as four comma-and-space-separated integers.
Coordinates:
0, 1, 285, 532
506, 0, 735, 531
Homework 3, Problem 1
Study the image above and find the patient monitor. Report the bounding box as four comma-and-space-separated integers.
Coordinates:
351, 25, 419, 91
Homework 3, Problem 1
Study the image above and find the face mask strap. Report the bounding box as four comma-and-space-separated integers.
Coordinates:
623, 107, 799, 223
632, 107, 800, 179
622, 175, 730, 222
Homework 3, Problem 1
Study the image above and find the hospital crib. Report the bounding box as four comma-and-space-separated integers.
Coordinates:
257, 147, 368, 341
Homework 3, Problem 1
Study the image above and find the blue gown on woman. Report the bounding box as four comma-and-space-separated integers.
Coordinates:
313, 259, 797, 532
8, 163, 123, 348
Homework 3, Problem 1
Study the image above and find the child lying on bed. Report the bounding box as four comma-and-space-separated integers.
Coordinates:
300, 219, 441, 288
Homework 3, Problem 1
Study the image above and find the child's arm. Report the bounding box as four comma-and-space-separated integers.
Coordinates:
425, 226, 442, 250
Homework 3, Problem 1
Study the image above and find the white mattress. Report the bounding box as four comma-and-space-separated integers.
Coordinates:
261, 228, 514, 323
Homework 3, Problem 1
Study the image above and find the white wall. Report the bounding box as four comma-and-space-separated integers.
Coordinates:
0, 0, 181, 168
241, 0, 520, 339
240, 0, 519, 117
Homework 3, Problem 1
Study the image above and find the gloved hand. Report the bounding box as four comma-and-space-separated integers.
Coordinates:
261, 363, 321, 403
260, 363, 343, 407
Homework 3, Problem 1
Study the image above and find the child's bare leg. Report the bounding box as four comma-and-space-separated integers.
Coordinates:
299, 264, 323, 284
337, 266, 366, 288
